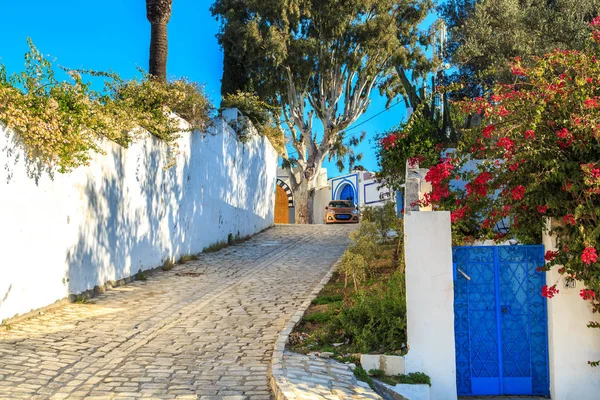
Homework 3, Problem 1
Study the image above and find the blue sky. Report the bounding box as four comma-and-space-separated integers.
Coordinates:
0, 1, 433, 178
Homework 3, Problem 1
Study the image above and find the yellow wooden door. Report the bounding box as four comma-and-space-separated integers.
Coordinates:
275, 186, 290, 224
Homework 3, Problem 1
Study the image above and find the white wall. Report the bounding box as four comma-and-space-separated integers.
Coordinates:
404, 210, 457, 400
0, 115, 278, 322
312, 186, 332, 224
543, 221, 600, 400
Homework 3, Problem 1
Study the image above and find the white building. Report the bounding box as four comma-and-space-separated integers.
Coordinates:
275, 168, 397, 224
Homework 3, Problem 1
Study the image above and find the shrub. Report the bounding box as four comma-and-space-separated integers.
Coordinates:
361, 202, 398, 238
221, 91, 284, 154
341, 221, 379, 288
339, 271, 407, 354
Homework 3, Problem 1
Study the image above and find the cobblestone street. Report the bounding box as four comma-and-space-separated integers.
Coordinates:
0, 225, 355, 400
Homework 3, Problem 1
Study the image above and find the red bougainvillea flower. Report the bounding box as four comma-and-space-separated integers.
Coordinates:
580, 289, 596, 300
451, 206, 468, 223
542, 285, 559, 299
408, 155, 426, 168
581, 247, 598, 265
584, 98, 599, 108
424, 158, 454, 204
511, 185, 526, 200
380, 133, 397, 150
509, 162, 519, 171
556, 128, 574, 147
545, 250, 559, 261
563, 214, 576, 225
537, 205, 548, 214
558, 267, 566, 274
497, 137, 515, 153
482, 124, 495, 138
562, 182, 573, 191
511, 65, 527, 76
524, 129, 535, 139
466, 171, 492, 197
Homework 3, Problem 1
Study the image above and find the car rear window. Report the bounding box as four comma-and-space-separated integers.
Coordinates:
329, 201, 354, 208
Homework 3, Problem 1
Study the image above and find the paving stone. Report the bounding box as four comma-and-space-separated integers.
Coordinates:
0, 225, 354, 399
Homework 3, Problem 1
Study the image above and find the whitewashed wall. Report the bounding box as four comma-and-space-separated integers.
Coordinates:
0, 114, 278, 322
543, 220, 600, 400
404, 210, 457, 400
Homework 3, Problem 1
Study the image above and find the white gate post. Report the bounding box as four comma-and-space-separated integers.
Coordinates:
403, 161, 457, 400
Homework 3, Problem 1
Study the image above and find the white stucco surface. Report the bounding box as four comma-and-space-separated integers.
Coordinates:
404, 210, 457, 400
0, 116, 277, 322
543, 223, 600, 400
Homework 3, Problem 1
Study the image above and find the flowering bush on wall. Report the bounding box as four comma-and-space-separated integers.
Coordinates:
418, 18, 600, 365
375, 106, 448, 190
0, 40, 212, 173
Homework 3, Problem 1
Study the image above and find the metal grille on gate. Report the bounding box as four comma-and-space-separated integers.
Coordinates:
453, 245, 550, 397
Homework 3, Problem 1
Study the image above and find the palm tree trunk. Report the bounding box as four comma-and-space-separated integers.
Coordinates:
149, 22, 168, 81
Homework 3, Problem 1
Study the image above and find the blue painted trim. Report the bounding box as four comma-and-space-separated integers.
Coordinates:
541, 246, 551, 397
331, 173, 359, 204
363, 181, 385, 205
493, 247, 504, 395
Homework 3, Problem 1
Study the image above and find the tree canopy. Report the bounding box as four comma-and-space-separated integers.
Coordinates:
440, 0, 600, 89
212, 0, 433, 222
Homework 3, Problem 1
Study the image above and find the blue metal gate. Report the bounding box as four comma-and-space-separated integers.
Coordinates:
453, 245, 550, 397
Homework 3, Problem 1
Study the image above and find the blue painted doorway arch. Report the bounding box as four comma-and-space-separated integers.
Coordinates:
338, 183, 356, 203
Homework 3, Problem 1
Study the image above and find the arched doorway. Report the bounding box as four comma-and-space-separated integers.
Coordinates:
274, 178, 294, 224
337, 182, 356, 203
275, 186, 290, 223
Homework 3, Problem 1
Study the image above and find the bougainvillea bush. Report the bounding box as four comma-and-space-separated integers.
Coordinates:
375, 106, 448, 190
415, 17, 600, 365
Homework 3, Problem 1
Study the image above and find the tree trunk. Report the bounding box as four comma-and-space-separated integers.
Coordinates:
294, 178, 315, 224
149, 22, 168, 81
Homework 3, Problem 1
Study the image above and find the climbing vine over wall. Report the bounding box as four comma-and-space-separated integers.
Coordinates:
0, 39, 212, 173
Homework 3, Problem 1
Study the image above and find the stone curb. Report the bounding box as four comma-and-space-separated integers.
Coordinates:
269, 257, 342, 400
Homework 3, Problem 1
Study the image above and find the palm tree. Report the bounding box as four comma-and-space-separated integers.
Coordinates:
146, 0, 173, 82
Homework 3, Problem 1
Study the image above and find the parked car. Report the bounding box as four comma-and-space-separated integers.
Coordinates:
324, 200, 360, 224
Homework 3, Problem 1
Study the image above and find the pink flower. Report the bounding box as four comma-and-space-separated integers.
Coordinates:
581, 247, 598, 265
511, 185, 526, 200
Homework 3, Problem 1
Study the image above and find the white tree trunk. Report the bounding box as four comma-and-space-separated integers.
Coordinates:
294, 177, 315, 224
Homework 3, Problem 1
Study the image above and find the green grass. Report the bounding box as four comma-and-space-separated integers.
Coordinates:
370, 371, 431, 387
204, 241, 228, 253
135, 270, 149, 281
303, 312, 334, 324
178, 254, 199, 264
162, 259, 176, 271
354, 366, 374, 388
311, 294, 343, 305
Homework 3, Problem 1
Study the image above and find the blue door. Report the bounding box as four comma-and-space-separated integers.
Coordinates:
453, 245, 549, 397
339, 184, 355, 203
